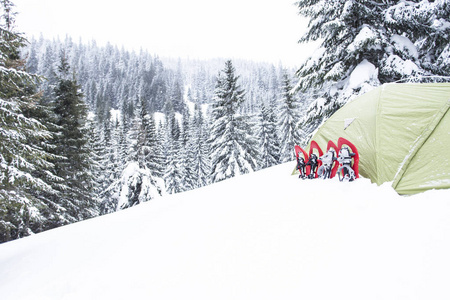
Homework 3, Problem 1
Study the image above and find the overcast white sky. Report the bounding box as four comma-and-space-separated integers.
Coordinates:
14, 0, 315, 66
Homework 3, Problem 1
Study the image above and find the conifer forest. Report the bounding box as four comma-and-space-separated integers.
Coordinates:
1, 0, 449, 242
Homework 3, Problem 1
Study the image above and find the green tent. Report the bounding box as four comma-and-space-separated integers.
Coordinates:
307, 83, 450, 194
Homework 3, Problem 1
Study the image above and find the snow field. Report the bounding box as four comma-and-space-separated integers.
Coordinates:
1, 162, 450, 300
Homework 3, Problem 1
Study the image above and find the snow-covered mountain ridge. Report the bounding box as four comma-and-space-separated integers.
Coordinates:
1, 162, 450, 300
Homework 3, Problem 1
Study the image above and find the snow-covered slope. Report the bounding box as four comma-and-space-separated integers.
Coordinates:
1, 162, 450, 300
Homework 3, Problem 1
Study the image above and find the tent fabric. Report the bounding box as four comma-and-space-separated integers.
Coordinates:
307, 83, 450, 195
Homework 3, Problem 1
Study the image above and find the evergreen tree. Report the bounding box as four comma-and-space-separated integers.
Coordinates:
129, 97, 165, 177
21, 92, 71, 232
117, 103, 131, 167
258, 102, 280, 169
51, 51, 98, 223
103, 161, 163, 211
0, 0, 59, 242
295, 0, 450, 140
384, 0, 450, 77
164, 111, 184, 194
186, 104, 211, 189
209, 60, 258, 183
93, 110, 116, 210
170, 77, 185, 114
278, 72, 301, 162
180, 110, 196, 192
38, 43, 57, 99
100, 101, 164, 213
25, 36, 38, 73
89, 116, 109, 214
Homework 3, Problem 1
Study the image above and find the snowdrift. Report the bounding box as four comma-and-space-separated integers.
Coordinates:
1, 162, 450, 300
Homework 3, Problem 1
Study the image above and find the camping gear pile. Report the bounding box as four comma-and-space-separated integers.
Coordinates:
297, 83, 450, 195
295, 137, 359, 182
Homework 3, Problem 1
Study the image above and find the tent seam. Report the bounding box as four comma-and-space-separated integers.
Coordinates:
375, 84, 384, 185
392, 98, 450, 190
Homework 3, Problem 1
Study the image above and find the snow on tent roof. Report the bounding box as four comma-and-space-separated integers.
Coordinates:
308, 83, 450, 195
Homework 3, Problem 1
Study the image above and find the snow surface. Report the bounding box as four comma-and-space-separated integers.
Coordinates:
1, 162, 450, 300
384, 54, 419, 76
391, 34, 419, 60
347, 59, 378, 91
347, 25, 380, 53
305, 47, 326, 69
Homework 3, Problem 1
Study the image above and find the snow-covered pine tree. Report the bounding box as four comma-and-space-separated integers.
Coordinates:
100, 98, 163, 212
20, 90, 73, 232
51, 52, 98, 223
278, 71, 301, 162
180, 109, 196, 192
169, 71, 186, 114
258, 102, 280, 169
25, 36, 38, 74
384, 0, 450, 78
110, 116, 123, 183
295, 0, 450, 141
209, 60, 258, 183
134, 97, 165, 177
87, 115, 106, 213
99, 109, 115, 184
117, 101, 132, 164
268, 65, 280, 99
103, 161, 163, 211
91, 108, 122, 216
38, 42, 57, 99
0, 0, 61, 242
164, 111, 184, 194
186, 104, 211, 189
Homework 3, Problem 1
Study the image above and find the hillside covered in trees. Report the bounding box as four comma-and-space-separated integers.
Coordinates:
1, 0, 449, 243
2, 26, 302, 242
